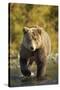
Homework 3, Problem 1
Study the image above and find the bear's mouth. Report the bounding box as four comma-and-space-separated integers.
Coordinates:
30, 48, 39, 53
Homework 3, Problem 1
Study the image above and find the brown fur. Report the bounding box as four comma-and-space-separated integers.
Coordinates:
20, 26, 51, 78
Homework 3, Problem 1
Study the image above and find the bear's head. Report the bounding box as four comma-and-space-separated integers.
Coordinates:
22, 26, 42, 51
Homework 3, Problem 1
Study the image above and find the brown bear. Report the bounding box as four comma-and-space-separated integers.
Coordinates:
20, 26, 51, 79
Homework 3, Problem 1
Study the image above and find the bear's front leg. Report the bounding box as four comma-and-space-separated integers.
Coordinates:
36, 60, 47, 79
20, 57, 31, 77
35, 49, 47, 79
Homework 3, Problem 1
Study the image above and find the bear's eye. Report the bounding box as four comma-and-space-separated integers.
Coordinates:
34, 37, 36, 40
32, 35, 36, 41
27, 38, 31, 43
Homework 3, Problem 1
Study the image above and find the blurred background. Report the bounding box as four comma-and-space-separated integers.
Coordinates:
9, 3, 58, 55
9, 3, 58, 87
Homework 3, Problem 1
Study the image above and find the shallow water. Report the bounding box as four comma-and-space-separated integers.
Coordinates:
9, 56, 58, 87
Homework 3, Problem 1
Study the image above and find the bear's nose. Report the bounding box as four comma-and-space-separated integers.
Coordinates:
30, 46, 33, 50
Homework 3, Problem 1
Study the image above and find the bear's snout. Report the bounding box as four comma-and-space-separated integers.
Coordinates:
30, 46, 34, 50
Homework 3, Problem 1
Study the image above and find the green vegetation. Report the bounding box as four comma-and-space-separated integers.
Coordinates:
9, 3, 58, 87
9, 3, 58, 55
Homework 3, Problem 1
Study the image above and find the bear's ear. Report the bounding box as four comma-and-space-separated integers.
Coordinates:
37, 28, 41, 35
23, 27, 29, 34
